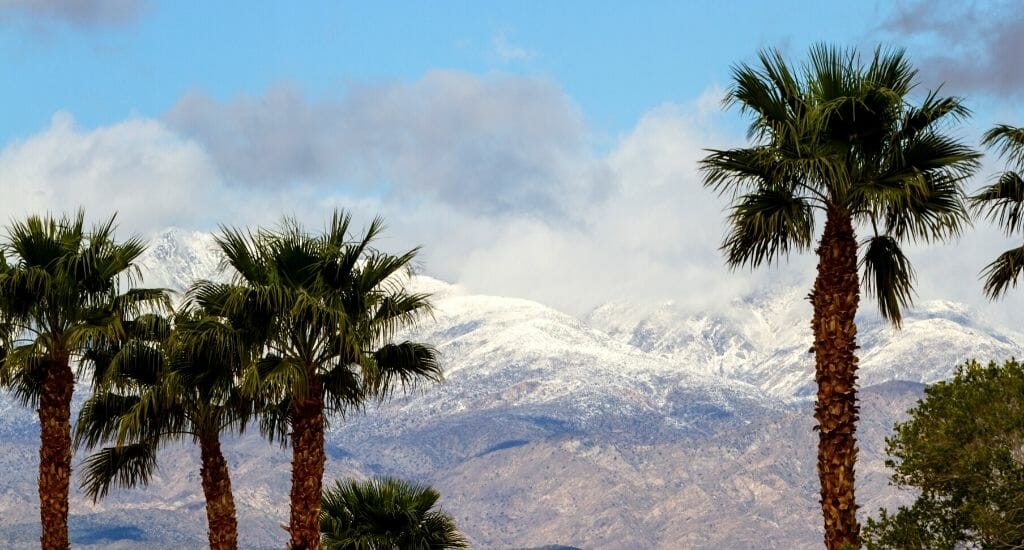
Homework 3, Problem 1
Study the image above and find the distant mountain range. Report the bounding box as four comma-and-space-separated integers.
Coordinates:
1, 228, 1021, 548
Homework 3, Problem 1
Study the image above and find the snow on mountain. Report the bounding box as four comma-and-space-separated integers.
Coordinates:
329, 276, 784, 474
1, 228, 1019, 547
137, 228, 223, 293
585, 285, 807, 383
587, 286, 1024, 398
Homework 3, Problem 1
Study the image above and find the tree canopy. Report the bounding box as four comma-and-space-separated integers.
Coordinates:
863, 359, 1024, 549
320, 477, 469, 550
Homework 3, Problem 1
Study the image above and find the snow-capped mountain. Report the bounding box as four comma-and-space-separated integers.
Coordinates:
1, 228, 1021, 548
588, 288, 1024, 398
137, 228, 222, 293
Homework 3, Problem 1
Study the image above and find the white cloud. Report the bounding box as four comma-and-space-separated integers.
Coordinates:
0, 112, 229, 235
1, 80, 1020, 326
165, 72, 598, 219
449, 100, 788, 315
490, 34, 538, 62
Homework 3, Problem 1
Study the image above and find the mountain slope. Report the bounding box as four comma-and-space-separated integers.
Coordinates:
587, 288, 1024, 398
0, 228, 1017, 548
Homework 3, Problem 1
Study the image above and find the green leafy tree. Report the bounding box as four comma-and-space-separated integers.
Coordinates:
75, 310, 251, 550
972, 124, 1024, 298
862, 359, 1024, 549
0, 211, 168, 550
188, 210, 442, 550
320, 477, 469, 550
700, 45, 980, 548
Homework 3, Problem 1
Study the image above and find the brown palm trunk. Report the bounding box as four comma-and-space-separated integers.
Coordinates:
38, 357, 73, 550
810, 209, 861, 549
288, 375, 325, 550
199, 434, 239, 550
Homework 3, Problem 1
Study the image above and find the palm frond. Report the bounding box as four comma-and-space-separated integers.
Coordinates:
75, 393, 142, 450
355, 249, 420, 297
0, 347, 47, 406
864, 46, 915, 93
975, 123, 1024, 242
982, 125, 1024, 166
418, 513, 471, 549
807, 44, 860, 102
171, 315, 241, 395
0, 266, 53, 320
105, 341, 165, 387
215, 225, 267, 285
860, 235, 916, 326
721, 187, 815, 268
859, 130, 978, 243
79, 443, 158, 502
369, 342, 442, 399
981, 246, 1024, 300
324, 210, 354, 249
366, 290, 433, 347
256, 395, 292, 446
116, 385, 188, 446
729, 48, 804, 140
184, 280, 235, 315
321, 363, 364, 413
112, 287, 173, 318
971, 171, 1024, 236
879, 174, 972, 244
320, 477, 468, 550
128, 313, 172, 341
701, 147, 786, 197
242, 354, 309, 401
900, 91, 970, 142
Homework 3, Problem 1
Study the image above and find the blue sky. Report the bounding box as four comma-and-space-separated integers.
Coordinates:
0, 1, 905, 142
0, 0, 1022, 321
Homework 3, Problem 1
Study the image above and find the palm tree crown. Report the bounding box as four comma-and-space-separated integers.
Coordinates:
701, 45, 980, 549
0, 211, 168, 550
188, 210, 443, 550
75, 309, 250, 549
320, 477, 469, 550
703, 45, 979, 322
0, 212, 168, 400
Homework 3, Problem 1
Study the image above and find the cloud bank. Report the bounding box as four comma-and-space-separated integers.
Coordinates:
880, 0, 1024, 98
0, 0, 148, 27
0, 71, 1020, 325
165, 72, 602, 220
0, 112, 226, 232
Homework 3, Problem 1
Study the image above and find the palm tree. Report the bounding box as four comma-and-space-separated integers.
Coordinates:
320, 477, 469, 549
75, 310, 252, 550
972, 124, 1024, 298
188, 210, 442, 550
700, 45, 980, 549
0, 211, 168, 550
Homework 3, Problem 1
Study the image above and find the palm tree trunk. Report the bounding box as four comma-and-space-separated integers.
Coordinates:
38, 357, 73, 550
810, 209, 861, 549
289, 375, 325, 550
199, 434, 239, 550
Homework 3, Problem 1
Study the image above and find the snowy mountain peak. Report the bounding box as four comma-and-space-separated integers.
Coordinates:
135, 227, 1024, 400
139, 228, 222, 292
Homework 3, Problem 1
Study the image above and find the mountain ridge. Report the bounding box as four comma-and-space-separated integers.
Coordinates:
0, 227, 1019, 548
